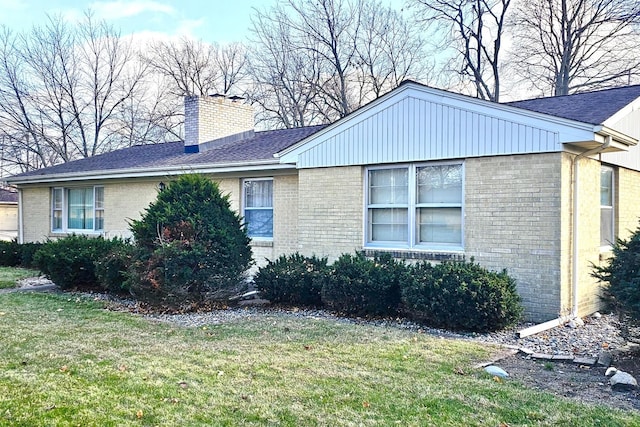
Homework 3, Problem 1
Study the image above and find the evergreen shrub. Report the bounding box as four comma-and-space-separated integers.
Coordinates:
127, 174, 252, 307
254, 253, 328, 306
593, 222, 640, 322
320, 252, 408, 317
33, 235, 125, 290
402, 259, 522, 332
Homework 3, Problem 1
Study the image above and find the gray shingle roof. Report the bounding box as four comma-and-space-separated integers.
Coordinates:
10, 125, 326, 180
506, 85, 640, 125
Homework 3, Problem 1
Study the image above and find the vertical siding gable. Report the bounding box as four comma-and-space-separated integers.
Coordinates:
296, 95, 561, 169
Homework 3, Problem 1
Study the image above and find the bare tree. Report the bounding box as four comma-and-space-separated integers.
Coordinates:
512, 0, 640, 96
144, 37, 248, 97
410, 0, 511, 102
355, 1, 432, 103
248, 0, 431, 128
0, 13, 154, 173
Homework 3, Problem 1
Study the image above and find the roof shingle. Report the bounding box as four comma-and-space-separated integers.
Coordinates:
10, 125, 326, 180
506, 85, 640, 125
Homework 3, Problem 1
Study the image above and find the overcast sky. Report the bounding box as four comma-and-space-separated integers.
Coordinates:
0, 0, 406, 43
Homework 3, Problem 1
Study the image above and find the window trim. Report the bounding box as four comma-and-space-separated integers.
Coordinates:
600, 165, 615, 249
364, 162, 464, 252
51, 186, 104, 233
242, 177, 274, 241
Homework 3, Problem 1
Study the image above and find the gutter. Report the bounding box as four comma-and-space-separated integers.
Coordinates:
6, 161, 297, 186
518, 135, 613, 338
17, 189, 23, 244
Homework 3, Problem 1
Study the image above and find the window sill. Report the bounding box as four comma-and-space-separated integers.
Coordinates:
363, 248, 464, 262
250, 239, 273, 248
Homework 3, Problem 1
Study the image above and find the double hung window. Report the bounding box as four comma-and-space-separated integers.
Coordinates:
51, 186, 104, 232
367, 163, 463, 250
243, 178, 273, 239
600, 166, 615, 247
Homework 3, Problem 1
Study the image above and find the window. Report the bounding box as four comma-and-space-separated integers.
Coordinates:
367, 163, 463, 250
51, 186, 104, 232
243, 179, 273, 238
600, 166, 615, 247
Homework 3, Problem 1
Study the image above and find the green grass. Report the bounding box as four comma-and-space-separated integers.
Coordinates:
0, 267, 40, 289
0, 292, 637, 426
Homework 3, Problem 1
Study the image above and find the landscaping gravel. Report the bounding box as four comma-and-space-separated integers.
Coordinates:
82, 291, 626, 358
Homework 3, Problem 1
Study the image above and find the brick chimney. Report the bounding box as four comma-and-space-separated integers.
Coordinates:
184, 95, 255, 154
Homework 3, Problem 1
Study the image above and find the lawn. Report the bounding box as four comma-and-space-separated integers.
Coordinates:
0, 266, 40, 289
0, 292, 637, 426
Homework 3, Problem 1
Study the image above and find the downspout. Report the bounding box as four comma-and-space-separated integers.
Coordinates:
518, 136, 611, 338
17, 188, 23, 244
571, 136, 611, 317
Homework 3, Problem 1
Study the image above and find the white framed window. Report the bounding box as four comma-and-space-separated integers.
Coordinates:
243, 178, 273, 239
366, 162, 463, 250
600, 166, 615, 247
51, 186, 104, 233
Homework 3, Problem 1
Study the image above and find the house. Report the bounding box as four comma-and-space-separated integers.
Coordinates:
0, 187, 18, 240
5, 81, 640, 322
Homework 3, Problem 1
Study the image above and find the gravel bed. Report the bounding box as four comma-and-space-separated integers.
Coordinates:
81, 291, 626, 358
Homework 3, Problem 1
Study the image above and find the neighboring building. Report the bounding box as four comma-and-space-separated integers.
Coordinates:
6, 82, 640, 322
0, 187, 18, 240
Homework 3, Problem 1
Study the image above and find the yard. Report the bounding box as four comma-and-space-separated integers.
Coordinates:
0, 291, 638, 426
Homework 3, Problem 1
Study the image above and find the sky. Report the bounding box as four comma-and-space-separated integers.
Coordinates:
0, 0, 284, 43
0, 0, 405, 44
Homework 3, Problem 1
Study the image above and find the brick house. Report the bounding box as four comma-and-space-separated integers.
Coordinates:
6, 81, 640, 322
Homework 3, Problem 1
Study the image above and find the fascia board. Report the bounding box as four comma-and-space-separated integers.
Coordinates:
6, 161, 296, 185
602, 96, 640, 128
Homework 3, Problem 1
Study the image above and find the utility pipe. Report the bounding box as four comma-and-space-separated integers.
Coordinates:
571, 136, 611, 318
518, 136, 612, 339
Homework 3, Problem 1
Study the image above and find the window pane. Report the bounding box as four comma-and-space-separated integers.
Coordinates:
68, 188, 94, 230
95, 187, 104, 209
417, 165, 462, 204
95, 210, 104, 231
418, 208, 462, 244
370, 208, 408, 242
601, 207, 614, 246
245, 209, 273, 238
245, 180, 273, 208
244, 179, 273, 238
53, 188, 63, 210
52, 211, 62, 231
369, 169, 408, 204
601, 168, 613, 206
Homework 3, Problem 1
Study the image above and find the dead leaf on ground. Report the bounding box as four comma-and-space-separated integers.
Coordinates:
59, 366, 69, 373
136, 410, 143, 419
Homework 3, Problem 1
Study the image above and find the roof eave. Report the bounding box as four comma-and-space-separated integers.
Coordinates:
6, 160, 296, 185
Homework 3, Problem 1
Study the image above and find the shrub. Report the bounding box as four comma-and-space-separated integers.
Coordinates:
593, 222, 640, 324
33, 235, 125, 290
321, 252, 408, 317
94, 242, 135, 294
0, 240, 20, 266
19, 242, 43, 268
402, 259, 523, 332
127, 174, 252, 307
254, 253, 329, 306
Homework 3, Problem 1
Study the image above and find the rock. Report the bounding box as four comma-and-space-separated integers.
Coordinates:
609, 371, 638, 391
484, 365, 509, 378
596, 352, 613, 368
593, 312, 602, 319
605, 367, 618, 377
568, 317, 585, 329
573, 357, 597, 366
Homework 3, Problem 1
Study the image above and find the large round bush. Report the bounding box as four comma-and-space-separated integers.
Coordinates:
127, 174, 252, 307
